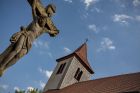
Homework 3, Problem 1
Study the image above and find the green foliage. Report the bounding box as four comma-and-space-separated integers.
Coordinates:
15, 88, 42, 93
15, 90, 25, 93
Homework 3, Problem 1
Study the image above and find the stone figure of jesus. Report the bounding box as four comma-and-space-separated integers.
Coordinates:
0, 0, 59, 77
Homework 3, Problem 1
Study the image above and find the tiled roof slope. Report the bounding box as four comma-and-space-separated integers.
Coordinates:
44, 72, 140, 93
74, 43, 93, 73
56, 43, 94, 74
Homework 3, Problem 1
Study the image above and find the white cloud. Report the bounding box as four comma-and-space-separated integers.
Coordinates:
90, 7, 102, 13
82, 12, 89, 19
33, 40, 52, 56
98, 37, 116, 52
95, 7, 101, 13
39, 81, 45, 89
38, 50, 53, 58
27, 86, 34, 91
135, 15, 140, 21
33, 40, 49, 49
39, 68, 53, 78
14, 86, 20, 91
83, 0, 99, 9
47, 52, 53, 58
0, 84, 9, 90
113, 14, 140, 24
88, 24, 98, 33
113, 14, 133, 24
64, 0, 72, 3
133, 0, 140, 7
113, 0, 125, 8
64, 47, 71, 53
102, 25, 108, 31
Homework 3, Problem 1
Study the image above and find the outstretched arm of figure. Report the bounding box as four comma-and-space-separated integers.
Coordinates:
28, 0, 48, 20
43, 26, 59, 37
42, 17, 59, 37
27, 0, 38, 21
32, 0, 38, 21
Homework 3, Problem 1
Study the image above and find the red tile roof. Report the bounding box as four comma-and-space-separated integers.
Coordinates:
56, 43, 94, 74
44, 72, 140, 93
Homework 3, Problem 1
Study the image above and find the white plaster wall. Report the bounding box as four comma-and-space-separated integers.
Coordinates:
43, 57, 73, 92
59, 56, 91, 89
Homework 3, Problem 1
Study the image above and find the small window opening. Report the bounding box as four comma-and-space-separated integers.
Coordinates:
56, 63, 66, 74
74, 68, 83, 81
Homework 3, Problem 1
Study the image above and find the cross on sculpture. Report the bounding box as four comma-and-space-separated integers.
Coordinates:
0, 0, 59, 77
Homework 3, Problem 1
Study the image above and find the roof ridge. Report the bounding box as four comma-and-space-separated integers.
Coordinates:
92, 72, 140, 81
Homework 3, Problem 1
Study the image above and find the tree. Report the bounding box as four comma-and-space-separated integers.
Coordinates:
15, 90, 25, 93
15, 88, 42, 93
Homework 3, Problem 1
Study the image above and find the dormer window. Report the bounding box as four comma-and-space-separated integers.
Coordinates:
74, 68, 83, 81
56, 63, 66, 74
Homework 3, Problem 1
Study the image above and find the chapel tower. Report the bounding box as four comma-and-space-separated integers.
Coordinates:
43, 42, 94, 92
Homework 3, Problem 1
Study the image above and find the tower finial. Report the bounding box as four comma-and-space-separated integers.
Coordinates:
85, 38, 88, 43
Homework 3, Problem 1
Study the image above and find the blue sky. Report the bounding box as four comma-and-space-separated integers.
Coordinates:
0, 0, 140, 92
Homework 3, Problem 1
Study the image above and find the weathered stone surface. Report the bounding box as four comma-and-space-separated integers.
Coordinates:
0, 0, 59, 77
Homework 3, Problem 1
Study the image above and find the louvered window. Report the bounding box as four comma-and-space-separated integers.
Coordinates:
56, 63, 66, 74
74, 68, 83, 81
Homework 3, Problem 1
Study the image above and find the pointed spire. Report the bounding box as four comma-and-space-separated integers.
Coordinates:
85, 38, 88, 43
56, 42, 94, 74
74, 42, 94, 74
74, 42, 88, 62
74, 38, 88, 60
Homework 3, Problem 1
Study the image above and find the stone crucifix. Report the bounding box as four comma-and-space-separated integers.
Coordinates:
0, 0, 59, 77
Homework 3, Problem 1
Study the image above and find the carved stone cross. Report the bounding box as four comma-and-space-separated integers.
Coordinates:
0, 0, 59, 77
